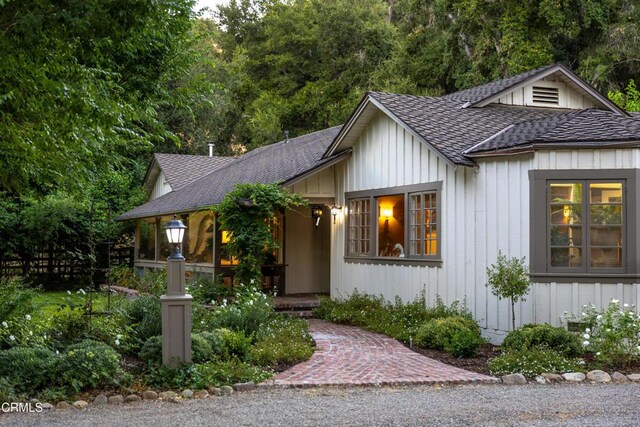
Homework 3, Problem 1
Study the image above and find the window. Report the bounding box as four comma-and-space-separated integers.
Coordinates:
530, 170, 640, 281
348, 198, 371, 255
185, 211, 214, 264
409, 192, 438, 257
345, 182, 441, 264
136, 218, 156, 260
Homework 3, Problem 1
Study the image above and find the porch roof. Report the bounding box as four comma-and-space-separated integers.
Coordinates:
117, 125, 343, 220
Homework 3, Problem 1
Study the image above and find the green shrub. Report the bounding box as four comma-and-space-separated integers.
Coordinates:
0, 276, 38, 320
0, 347, 59, 395
502, 323, 582, 358
140, 333, 216, 366
145, 363, 195, 390
187, 274, 233, 305
190, 360, 272, 388
314, 291, 473, 343
448, 328, 485, 358
218, 328, 252, 360
46, 307, 88, 349
249, 317, 314, 367
192, 333, 215, 363
577, 300, 640, 368
415, 316, 482, 356
204, 285, 274, 336
0, 377, 16, 402
58, 339, 121, 393
139, 335, 163, 366
125, 295, 162, 349
488, 348, 581, 377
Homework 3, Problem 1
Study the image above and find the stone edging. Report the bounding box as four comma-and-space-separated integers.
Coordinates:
501, 371, 640, 385
42, 382, 257, 411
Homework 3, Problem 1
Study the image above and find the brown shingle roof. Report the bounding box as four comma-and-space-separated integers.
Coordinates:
118, 126, 342, 220
154, 153, 235, 190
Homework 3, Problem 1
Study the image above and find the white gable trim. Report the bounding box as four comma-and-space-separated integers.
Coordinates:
323, 95, 457, 168
471, 64, 628, 116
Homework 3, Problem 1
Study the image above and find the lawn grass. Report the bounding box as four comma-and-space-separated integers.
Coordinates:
33, 291, 124, 318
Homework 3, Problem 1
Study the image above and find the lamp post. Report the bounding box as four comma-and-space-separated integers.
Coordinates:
161, 215, 192, 367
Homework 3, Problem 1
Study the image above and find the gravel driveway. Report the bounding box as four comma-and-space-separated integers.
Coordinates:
3, 383, 640, 427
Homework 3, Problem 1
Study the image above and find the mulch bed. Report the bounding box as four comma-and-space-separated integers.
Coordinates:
408, 344, 501, 376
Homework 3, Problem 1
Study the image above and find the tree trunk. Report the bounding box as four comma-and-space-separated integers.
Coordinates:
511, 300, 516, 331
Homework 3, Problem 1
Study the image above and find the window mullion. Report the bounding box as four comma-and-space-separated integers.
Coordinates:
583, 180, 589, 274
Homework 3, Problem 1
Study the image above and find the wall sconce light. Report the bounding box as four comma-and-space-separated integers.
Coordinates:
311, 205, 323, 229
330, 205, 342, 224
563, 205, 570, 219
380, 207, 393, 219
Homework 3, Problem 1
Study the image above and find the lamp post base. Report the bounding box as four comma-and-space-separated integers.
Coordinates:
161, 294, 192, 367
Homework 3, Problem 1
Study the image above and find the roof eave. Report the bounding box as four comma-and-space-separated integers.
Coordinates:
466, 139, 640, 158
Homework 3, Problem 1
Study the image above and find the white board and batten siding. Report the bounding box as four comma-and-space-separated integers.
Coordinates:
329, 108, 640, 342
150, 171, 172, 200
331, 111, 478, 329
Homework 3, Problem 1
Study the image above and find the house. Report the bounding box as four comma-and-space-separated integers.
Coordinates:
118, 63, 640, 341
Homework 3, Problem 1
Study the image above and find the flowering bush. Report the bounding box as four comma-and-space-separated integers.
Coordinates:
572, 299, 640, 368
202, 284, 274, 336
0, 313, 50, 349
186, 274, 233, 305
488, 348, 581, 376
0, 276, 38, 320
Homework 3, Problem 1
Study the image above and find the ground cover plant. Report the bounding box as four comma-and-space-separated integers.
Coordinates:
0, 275, 314, 402
314, 290, 483, 357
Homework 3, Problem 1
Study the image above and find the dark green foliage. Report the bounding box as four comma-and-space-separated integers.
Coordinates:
187, 274, 233, 305
488, 348, 581, 377
47, 308, 89, 349
190, 360, 272, 389
58, 339, 121, 393
502, 324, 583, 358
0, 377, 16, 402
124, 296, 162, 349
215, 183, 306, 285
414, 316, 484, 357
0, 347, 58, 396
249, 317, 314, 368
217, 328, 253, 361
0, 277, 38, 320
140, 333, 216, 366
448, 328, 486, 358
145, 363, 196, 390
314, 290, 472, 343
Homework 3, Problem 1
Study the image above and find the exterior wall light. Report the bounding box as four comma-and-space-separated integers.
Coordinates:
330, 205, 342, 224
380, 207, 393, 219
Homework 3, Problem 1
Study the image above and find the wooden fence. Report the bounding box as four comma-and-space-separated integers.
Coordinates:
0, 245, 133, 284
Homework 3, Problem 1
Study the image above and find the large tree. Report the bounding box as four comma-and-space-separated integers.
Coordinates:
0, 0, 197, 193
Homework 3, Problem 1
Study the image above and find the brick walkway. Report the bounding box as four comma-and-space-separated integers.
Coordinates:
261, 319, 498, 388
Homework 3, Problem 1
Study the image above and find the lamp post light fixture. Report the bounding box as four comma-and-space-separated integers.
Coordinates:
161, 215, 192, 367
330, 205, 342, 224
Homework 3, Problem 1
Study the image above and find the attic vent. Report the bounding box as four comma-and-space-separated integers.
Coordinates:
532, 86, 559, 105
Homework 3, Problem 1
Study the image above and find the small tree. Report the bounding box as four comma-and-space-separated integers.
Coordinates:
215, 183, 306, 286
486, 251, 531, 331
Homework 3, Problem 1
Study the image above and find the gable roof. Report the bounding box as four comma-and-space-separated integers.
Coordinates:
442, 63, 627, 115
325, 63, 636, 164
118, 126, 343, 220
325, 92, 569, 166
143, 153, 234, 195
